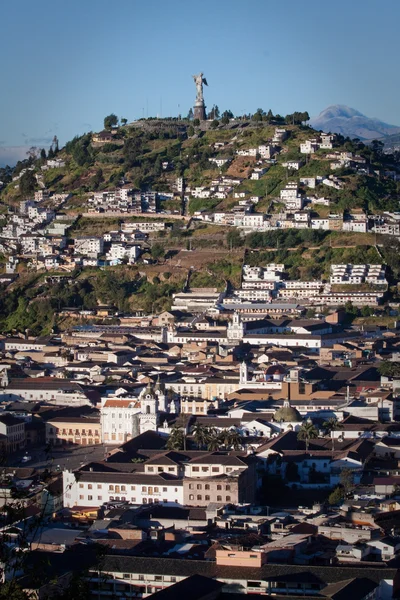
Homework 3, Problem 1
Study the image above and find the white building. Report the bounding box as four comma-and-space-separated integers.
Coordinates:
74, 237, 104, 258
63, 469, 184, 508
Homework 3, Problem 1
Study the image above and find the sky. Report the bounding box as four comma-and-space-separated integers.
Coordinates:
1, 0, 400, 165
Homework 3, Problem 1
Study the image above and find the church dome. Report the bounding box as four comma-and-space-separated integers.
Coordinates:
273, 400, 301, 422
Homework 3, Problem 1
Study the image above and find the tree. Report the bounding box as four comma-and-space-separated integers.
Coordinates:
340, 468, 355, 496
187, 125, 195, 137
40, 148, 46, 160
104, 113, 119, 129
19, 170, 36, 197
210, 119, 219, 129
47, 146, 54, 159
166, 426, 185, 450
151, 243, 165, 262
91, 168, 104, 190
328, 486, 344, 505
193, 118, 200, 127
187, 108, 194, 120
207, 433, 222, 452
53, 135, 59, 154
226, 429, 242, 450
323, 417, 343, 451
191, 423, 208, 449
121, 118, 128, 126
266, 109, 274, 122
227, 229, 243, 248
221, 115, 230, 125
221, 109, 234, 119
378, 361, 400, 378
297, 420, 318, 453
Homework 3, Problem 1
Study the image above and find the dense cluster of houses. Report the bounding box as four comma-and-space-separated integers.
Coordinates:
1, 302, 400, 596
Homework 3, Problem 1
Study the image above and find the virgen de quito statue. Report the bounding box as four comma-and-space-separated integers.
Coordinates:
192, 72, 208, 120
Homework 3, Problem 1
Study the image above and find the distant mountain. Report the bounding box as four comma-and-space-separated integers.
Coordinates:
309, 104, 400, 140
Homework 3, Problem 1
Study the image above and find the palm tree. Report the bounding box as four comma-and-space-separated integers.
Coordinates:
323, 417, 343, 451
226, 429, 242, 451
191, 423, 208, 449
297, 420, 318, 453
166, 426, 185, 451
207, 431, 223, 452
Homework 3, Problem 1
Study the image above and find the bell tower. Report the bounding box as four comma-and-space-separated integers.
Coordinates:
139, 382, 159, 433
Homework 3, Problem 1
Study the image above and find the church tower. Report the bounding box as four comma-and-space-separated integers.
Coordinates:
154, 375, 166, 412
239, 361, 248, 385
227, 312, 244, 342
139, 381, 159, 433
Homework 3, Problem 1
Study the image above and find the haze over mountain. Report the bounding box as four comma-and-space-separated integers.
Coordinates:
309, 105, 400, 140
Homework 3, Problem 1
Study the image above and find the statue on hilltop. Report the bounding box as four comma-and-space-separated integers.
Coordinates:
192, 72, 208, 121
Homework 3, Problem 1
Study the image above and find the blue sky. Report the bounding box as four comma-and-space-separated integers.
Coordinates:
1, 0, 400, 165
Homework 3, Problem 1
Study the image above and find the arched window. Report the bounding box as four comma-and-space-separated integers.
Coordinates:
205, 484, 210, 490
146, 405, 151, 414
217, 485, 222, 490
226, 496, 231, 502
217, 495, 222, 501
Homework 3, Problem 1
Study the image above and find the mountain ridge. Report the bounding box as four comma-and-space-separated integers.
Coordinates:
309, 104, 400, 141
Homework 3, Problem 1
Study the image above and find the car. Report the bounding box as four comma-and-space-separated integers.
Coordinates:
21, 455, 32, 463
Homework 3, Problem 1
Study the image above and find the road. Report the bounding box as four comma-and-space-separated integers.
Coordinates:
7, 444, 107, 472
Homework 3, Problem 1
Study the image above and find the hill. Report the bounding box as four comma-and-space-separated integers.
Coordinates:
0, 110, 400, 335
309, 104, 400, 140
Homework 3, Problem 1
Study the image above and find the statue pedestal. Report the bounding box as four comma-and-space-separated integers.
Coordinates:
194, 100, 206, 121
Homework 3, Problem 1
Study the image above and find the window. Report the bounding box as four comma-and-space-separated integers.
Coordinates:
79, 484, 84, 489
170, 577, 176, 583
79, 495, 84, 500
217, 495, 222, 501
142, 486, 147, 492
97, 484, 102, 489
217, 485, 222, 490
98, 496, 102, 501
147, 467, 154, 472
189, 483, 194, 490
197, 484, 202, 490
205, 484, 210, 490
88, 484, 92, 490
226, 485, 230, 491
139, 575, 144, 581
131, 486, 136, 491
202, 467, 209, 472
226, 496, 231, 501
212, 467, 219, 473
192, 467, 199, 472
163, 487, 167, 492
197, 495, 202, 500
158, 467, 164, 472
121, 486, 126, 492
154, 487, 159, 493
205, 495, 210, 501
189, 494, 194, 500
131, 498, 136, 503
168, 467, 174, 472
109, 485, 114, 491
88, 495, 93, 501
155, 576, 162, 582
